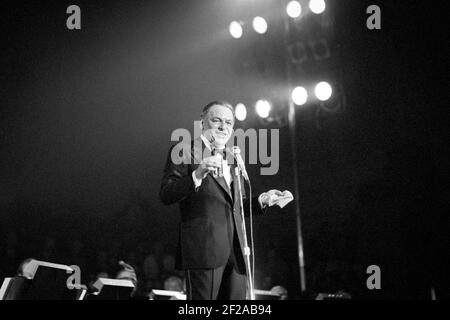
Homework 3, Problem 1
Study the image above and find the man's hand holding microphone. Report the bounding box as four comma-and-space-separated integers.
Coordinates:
194, 152, 223, 180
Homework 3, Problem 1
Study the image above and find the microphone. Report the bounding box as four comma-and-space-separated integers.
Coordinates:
208, 135, 223, 178
212, 148, 224, 177
230, 146, 249, 181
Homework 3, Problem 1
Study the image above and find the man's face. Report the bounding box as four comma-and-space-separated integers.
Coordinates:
202, 104, 235, 148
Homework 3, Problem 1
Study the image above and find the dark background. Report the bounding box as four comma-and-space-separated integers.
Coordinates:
0, 0, 448, 299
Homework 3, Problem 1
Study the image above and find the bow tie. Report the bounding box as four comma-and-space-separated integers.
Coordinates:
212, 148, 226, 159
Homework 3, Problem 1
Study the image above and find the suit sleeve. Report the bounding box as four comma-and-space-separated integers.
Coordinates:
243, 196, 267, 216
241, 178, 267, 216
159, 145, 196, 205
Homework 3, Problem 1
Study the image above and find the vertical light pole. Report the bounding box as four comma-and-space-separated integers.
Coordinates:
288, 100, 306, 293
283, 11, 307, 293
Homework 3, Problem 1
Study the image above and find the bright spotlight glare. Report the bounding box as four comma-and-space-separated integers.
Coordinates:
235, 103, 247, 121
286, 1, 302, 18
252, 16, 268, 34
309, 0, 326, 14
255, 100, 271, 118
315, 82, 332, 101
291, 86, 308, 105
229, 21, 243, 39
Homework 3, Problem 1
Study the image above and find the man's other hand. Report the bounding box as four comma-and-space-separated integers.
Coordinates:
260, 189, 284, 207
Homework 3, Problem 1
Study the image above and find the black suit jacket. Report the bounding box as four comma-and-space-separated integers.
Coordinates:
160, 138, 265, 270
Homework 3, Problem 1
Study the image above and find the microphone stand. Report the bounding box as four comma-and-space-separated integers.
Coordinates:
234, 166, 255, 300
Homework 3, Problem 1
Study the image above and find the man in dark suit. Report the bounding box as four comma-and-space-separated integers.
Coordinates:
160, 101, 284, 300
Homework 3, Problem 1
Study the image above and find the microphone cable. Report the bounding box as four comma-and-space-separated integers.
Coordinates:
246, 178, 256, 289
229, 146, 256, 290
240, 171, 255, 292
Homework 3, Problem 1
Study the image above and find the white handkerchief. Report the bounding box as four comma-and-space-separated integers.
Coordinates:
268, 190, 294, 208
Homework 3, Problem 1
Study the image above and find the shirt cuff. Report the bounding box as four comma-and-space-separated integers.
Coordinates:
192, 171, 202, 190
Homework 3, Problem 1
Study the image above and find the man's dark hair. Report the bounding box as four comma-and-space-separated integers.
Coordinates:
200, 101, 234, 119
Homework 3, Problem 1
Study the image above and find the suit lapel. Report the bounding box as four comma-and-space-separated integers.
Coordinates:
213, 175, 233, 202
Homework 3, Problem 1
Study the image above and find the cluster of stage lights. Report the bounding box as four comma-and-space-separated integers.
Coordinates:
229, 0, 326, 38
234, 81, 332, 121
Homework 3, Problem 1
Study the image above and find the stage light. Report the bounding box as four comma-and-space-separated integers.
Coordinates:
229, 21, 243, 39
310, 38, 331, 61
255, 100, 271, 118
288, 41, 308, 64
314, 81, 332, 101
286, 1, 302, 18
291, 86, 308, 106
309, 0, 326, 14
252, 16, 268, 34
235, 103, 247, 121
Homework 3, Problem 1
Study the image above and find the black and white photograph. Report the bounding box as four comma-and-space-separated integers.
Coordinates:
0, 0, 447, 305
